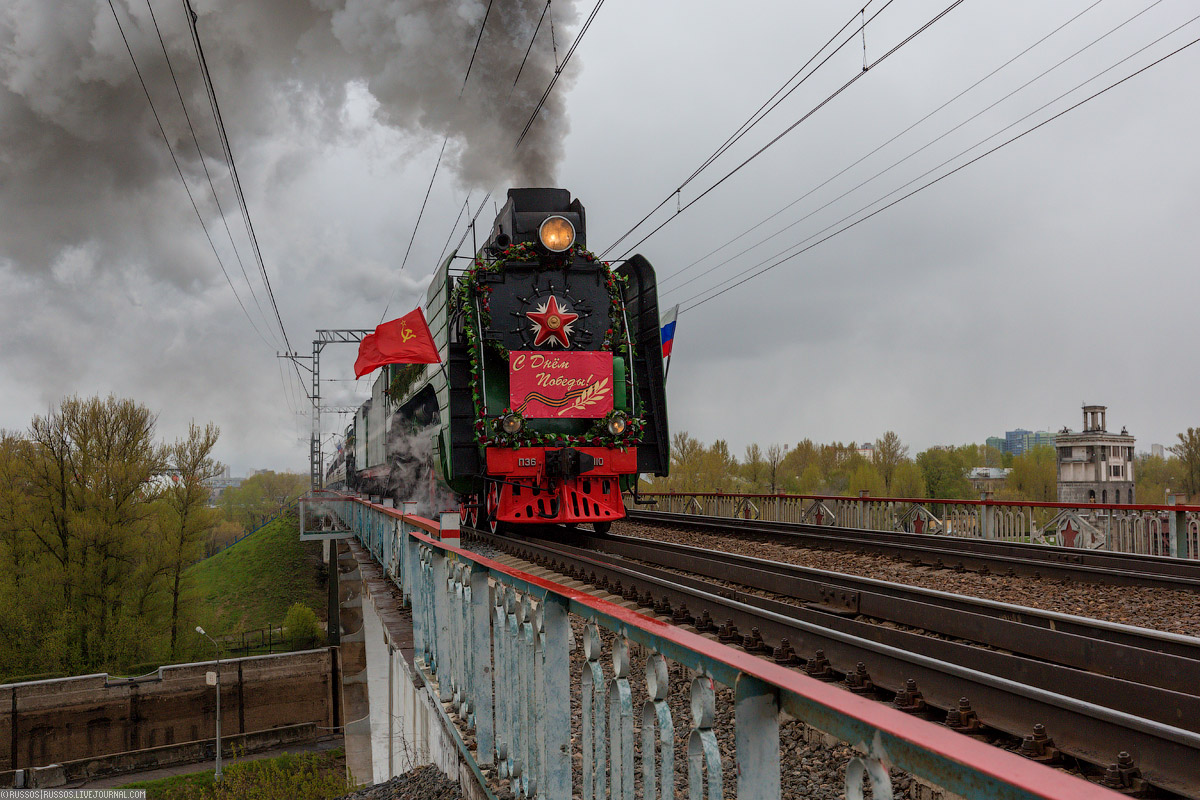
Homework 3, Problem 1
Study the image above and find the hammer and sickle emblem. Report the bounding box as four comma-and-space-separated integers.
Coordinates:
400, 322, 415, 342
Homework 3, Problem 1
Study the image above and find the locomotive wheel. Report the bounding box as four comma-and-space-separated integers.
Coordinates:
593, 521, 612, 534
459, 496, 477, 530
486, 484, 501, 534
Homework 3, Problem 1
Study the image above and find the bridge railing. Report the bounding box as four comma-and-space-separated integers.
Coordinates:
640, 492, 1200, 559
300, 491, 1109, 800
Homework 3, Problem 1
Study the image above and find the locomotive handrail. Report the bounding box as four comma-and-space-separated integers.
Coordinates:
308, 490, 1111, 800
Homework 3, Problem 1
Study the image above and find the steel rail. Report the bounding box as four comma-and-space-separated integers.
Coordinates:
541, 526, 1200, 689
628, 509, 1200, 590
467, 527, 1200, 797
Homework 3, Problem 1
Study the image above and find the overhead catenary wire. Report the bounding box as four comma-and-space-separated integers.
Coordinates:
679, 25, 1200, 315
380, 137, 449, 322
437, 194, 472, 265
448, 0, 607, 253
677, 3, 1193, 308
662, 0, 1146, 299
143, 0, 281, 350
380, 3, 499, 322
183, 1, 316, 414
513, 0, 606, 151
104, 0, 275, 350
684, 0, 889, 189
509, 0, 552, 97
275, 356, 296, 415
183, 0, 294, 356
602, 0, 968, 263
460, 0, 496, 98
599, 0, 896, 261
659, 0, 1110, 291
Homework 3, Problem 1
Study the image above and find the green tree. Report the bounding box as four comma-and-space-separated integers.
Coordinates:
254, 471, 308, 512
915, 447, 972, 499
665, 431, 706, 492
873, 431, 908, 491
847, 462, 886, 497
220, 471, 307, 531
978, 444, 1005, 468
0, 432, 32, 588
0, 397, 240, 677
1000, 445, 1056, 502
701, 440, 737, 491
796, 463, 824, 494
742, 443, 765, 491
65, 396, 165, 667
24, 402, 82, 609
1135, 453, 1185, 505
1170, 428, 1200, 500
162, 422, 223, 658
891, 461, 927, 497
16, 397, 167, 672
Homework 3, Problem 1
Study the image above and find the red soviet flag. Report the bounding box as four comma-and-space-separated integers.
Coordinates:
353, 333, 385, 378
354, 308, 441, 378
376, 308, 440, 363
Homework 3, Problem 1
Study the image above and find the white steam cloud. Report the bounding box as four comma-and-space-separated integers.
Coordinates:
387, 421, 458, 517
0, 0, 579, 279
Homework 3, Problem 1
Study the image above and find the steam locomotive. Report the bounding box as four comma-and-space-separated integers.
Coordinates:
330, 188, 669, 532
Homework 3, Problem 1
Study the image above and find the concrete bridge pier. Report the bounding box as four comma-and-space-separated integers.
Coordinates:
336, 540, 470, 794
336, 544, 372, 785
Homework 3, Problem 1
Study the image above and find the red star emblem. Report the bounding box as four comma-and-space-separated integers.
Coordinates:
1061, 521, 1078, 548
526, 295, 578, 348
913, 516, 925, 534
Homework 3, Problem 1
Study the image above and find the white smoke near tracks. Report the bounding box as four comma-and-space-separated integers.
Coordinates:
0, 0, 580, 279
386, 421, 458, 518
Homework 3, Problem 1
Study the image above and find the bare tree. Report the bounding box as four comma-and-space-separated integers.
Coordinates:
765, 443, 789, 494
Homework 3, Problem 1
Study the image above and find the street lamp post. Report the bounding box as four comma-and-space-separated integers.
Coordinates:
196, 626, 223, 782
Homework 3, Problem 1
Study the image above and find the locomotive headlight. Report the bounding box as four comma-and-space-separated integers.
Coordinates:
538, 216, 575, 252
606, 412, 627, 436
501, 413, 524, 434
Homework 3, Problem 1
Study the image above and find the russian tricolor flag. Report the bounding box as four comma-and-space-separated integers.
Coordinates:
660, 304, 679, 358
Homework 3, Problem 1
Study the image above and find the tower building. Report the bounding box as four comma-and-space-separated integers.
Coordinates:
1055, 405, 1135, 504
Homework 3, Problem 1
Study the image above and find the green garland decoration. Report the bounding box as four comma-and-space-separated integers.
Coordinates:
384, 363, 425, 402
452, 243, 644, 450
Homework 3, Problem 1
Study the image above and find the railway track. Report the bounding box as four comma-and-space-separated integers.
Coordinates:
465, 524, 1200, 798
628, 508, 1200, 591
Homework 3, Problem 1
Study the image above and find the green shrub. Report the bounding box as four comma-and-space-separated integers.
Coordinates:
126, 748, 350, 799
283, 603, 321, 644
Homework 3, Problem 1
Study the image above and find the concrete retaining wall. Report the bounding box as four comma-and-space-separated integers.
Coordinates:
0, 649, 338, 772
0, 722, 322, 789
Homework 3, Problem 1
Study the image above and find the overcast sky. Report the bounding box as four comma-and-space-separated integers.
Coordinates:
2, 0, 1198, 475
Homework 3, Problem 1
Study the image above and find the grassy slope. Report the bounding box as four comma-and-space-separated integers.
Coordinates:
185, 511, 327, 636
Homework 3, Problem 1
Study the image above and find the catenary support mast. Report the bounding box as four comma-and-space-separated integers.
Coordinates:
281, 329, 372, 490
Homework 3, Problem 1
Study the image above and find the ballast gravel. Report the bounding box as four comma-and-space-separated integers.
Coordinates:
613, 519, 1200, 637
335, 764, 463, 800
